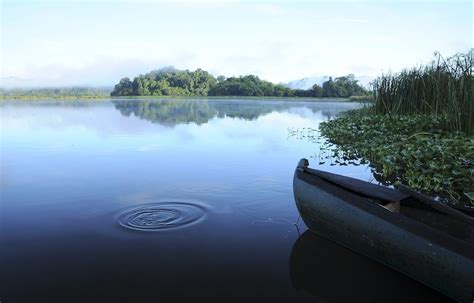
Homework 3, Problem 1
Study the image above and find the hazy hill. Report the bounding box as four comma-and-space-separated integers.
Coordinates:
286, 75, 374, 90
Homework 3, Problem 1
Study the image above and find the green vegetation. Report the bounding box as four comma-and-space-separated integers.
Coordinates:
319, 109, 473, 205
321, 75, 368, 98
0, 87, 110, 99
373, 51, 472, 135
349, 95, 375, 102
209, 75, 292, 97
2, 69, 370, 100
318, 50, 473, 205
111, 68, 369, 98
110, 67, 217, 97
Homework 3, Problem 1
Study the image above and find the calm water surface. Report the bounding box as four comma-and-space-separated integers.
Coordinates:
0, 99, 451, 302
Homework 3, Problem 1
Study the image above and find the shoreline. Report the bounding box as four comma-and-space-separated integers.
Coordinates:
0, 95, 369, 102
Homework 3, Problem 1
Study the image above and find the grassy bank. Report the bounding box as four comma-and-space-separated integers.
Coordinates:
0, 87, 112, 100
0, 95, 109, 100
348, 95, 374, 102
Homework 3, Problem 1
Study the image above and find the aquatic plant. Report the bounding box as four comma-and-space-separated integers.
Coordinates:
372, 50, 473, 135
319, 109, 474, 205
348, 95, 374, 102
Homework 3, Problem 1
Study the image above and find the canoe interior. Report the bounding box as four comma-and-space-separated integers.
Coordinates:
401, 200, 474, 244
305, 167, 410, 203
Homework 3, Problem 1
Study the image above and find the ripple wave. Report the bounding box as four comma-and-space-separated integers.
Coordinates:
118, 202, 207, 231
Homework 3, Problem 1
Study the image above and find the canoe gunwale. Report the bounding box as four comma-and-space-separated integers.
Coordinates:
300, 159, 474, 216
303, 167, 410, 204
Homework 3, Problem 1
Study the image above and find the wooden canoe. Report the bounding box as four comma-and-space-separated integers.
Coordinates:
293, 159, 474, 302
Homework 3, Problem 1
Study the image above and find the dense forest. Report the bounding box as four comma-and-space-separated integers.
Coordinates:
111, 67, 369, 98
111, 67, 217, 97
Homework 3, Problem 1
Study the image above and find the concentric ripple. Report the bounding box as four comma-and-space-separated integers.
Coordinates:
118, 202, 207, 231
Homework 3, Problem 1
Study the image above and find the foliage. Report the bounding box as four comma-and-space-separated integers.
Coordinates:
111, 67, 368, 98
111, 67, 217, 97
0, 87, 110, 99
372, 50, 473, 135
110, 78, 133, 96
208, 75, 292, 97
322, 75, 368, 98
291, 84, 324, 97
319, 109, 474, 205
349, 95, 375, 102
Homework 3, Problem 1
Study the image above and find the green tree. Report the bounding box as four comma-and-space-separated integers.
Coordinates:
111, 77, 133, 96
311, 84, 323, 97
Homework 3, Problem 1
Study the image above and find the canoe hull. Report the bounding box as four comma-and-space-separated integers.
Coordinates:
293, 169, 474, 303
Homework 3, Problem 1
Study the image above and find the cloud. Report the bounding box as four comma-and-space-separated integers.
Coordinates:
2, 57, 179, 87
254, 4, 283, 16
2, 1, 470, 87
313, 16, 369, 24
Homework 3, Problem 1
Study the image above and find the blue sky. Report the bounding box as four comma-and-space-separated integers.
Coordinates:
1, 0, 472, 87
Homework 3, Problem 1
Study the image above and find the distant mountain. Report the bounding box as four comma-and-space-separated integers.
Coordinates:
285, 76, 330, 90
285, 75, 374, 90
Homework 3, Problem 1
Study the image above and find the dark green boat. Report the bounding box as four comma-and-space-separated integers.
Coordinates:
293, 159, 474, 302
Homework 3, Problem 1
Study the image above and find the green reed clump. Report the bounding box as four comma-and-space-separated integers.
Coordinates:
349, 95, 375, 102
373, 50, 473, 135
319, 110, 474, 205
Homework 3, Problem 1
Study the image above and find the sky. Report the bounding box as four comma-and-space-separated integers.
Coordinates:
1, 0, 472, 87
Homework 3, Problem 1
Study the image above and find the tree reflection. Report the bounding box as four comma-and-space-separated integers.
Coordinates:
113, 100, 303, 126
113, 100, 217, 126
113, 99, 355, 127
212, 101, 294, 120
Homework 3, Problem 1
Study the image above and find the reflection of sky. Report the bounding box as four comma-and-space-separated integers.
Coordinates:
1, 100, 370, 215
0, 99, 447, 302
0, 100, 355, 150
1, 101, 368, 183
1, 103, 321, 163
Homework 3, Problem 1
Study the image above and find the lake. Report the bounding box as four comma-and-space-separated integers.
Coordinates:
0, 99, 451, 302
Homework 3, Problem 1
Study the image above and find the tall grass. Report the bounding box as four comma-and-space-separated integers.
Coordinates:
373, 50, 473, 135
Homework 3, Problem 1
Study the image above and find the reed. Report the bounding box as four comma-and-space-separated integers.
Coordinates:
372, 50, 473, 135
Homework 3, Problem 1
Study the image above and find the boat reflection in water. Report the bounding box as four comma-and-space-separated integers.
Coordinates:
289, 230, 454, 302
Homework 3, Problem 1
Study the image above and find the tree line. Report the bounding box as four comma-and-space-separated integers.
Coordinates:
111, 67, 369, 98
0, 87, 110, 99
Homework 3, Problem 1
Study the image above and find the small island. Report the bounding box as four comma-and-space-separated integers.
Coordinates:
110, 67, 370, 99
